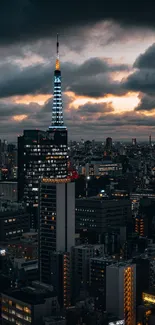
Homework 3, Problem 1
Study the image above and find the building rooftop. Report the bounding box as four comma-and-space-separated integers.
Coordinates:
3, 283, 57, 305
108, 261, 134, 268
0, 209, 28, 218
76, 196, 130, 203
0, 181, 17, 184
90, 256, 116, 263
73, 244, 99, 250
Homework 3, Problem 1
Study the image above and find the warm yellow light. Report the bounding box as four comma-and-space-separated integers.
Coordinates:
42, 178, 70, 184
56, 58, 60, 70
14, 94, 51, 105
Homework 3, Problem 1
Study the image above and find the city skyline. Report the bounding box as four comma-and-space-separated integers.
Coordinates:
1, 2, 155, 140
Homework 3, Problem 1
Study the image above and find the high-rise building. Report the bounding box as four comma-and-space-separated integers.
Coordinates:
18, 35, 68, 229
132, 138, 137, 146
149, 134, 152, 146
105, 137, 112, 151
106, 262, 136, 325
39, 178, 75, 285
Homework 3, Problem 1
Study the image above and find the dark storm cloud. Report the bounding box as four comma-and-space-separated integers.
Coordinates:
0, 62, 53, 97
76, 58, 129, 76
134, 43, 155, 69
124, 69, 155, 95
0, 100, 39, 117
124, 43, 155, 94
76, 102, 114, 115
0, 0, 154, 45
68, 75, 125, 98
0, 58, 128, 98
134, 94, 155, 111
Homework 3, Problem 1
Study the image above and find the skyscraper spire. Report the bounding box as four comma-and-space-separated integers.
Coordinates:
49, 34, 66, 129
55, 33, 60, 71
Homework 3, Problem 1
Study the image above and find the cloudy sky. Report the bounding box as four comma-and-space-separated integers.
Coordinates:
1, 0, 155, 141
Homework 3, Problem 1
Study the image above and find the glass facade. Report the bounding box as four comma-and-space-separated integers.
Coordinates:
18, 129, 68, 228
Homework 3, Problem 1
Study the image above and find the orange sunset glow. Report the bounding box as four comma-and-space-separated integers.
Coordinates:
13, 115, 28, 121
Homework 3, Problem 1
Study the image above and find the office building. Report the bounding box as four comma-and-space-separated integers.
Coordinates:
76, 197, 132, 242
106, 262, 136, 325
84, 161, 122, 177
1, 281, 59, 325
18, 35, 68, 229
71, 244, 104, 302
0, 202, 29, 242
39, 178, 75, 284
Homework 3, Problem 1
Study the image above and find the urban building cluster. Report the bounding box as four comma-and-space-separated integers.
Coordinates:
0, 36, 155, 325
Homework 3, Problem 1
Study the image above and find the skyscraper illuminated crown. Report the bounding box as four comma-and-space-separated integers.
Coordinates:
49, 34, 66, 129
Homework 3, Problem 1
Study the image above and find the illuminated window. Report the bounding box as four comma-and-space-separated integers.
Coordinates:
24, 306, 31, 314
16, 304, 23, 311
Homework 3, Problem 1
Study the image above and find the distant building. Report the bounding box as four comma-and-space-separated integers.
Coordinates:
105, 137, 112, 151
83, 162, 122, 177
132, 138, 137, 146
106, 262, 136, 325
75, 197, 132, 242
0, 202, 29, 242
0, 181, 17, 201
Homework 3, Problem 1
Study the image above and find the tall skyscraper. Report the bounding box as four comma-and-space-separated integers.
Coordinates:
105, 137, 112, 151
149, 134, 152, 146
132, 138, 137, 146
18, 35, 68, 228
39, 178, 75, 284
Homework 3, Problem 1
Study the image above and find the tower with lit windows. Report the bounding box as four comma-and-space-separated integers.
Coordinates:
18, 35, 68, 229
49, 34, 64, 129
48, 33, 68, 179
